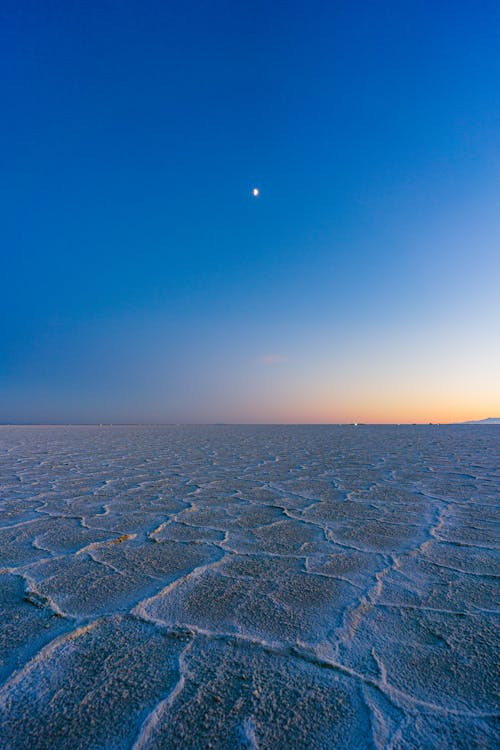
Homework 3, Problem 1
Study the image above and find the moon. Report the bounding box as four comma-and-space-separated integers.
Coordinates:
252, 188, 259, 197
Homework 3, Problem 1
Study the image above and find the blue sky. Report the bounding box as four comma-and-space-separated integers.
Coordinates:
1, 0, 499, 422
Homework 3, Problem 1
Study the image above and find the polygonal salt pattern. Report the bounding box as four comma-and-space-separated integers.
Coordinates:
0, 424, 498, 749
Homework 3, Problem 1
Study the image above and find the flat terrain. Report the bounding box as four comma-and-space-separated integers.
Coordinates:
0, 425, 498, 749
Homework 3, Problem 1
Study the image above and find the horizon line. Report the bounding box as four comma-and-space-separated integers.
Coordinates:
1, 420, 498, 427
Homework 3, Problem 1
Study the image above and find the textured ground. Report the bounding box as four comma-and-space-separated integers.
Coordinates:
0, 424, 498, 749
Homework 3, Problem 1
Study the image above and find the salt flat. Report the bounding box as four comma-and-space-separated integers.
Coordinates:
0, 425, 498, 749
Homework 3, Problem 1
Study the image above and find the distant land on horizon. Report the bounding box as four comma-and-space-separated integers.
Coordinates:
459, 417, 500, 424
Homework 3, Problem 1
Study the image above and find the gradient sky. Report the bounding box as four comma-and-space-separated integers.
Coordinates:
1, 0, 499, 423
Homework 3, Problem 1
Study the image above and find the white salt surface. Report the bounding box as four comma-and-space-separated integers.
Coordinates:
0, 425, 498, 749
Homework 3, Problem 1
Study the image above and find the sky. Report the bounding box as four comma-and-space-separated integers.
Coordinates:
1, 0, 499, 424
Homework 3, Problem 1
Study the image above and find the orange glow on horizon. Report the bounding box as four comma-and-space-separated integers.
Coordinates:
218, 390, 500, 425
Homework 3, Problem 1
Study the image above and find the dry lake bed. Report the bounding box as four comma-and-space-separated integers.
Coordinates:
0, 424, 498, 749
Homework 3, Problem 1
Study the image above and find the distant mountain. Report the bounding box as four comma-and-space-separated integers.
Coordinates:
460, 417, 500, 424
